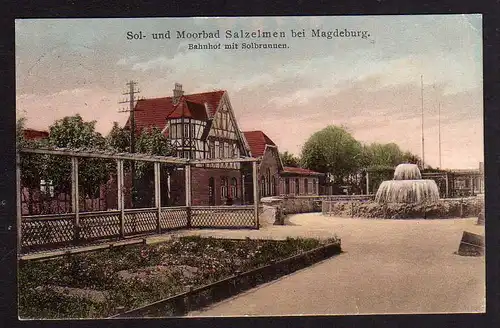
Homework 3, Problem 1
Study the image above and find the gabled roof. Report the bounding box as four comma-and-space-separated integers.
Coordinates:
243, 131, 276, 158
281, 167, 323, 176
125, 90, 225, 133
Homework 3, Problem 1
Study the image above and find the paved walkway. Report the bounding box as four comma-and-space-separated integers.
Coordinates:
185, 213, 485, 316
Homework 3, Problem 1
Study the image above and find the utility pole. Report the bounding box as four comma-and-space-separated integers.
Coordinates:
119, 81, 141, 206
421, 75, 425, 170
119, 81, 140, 154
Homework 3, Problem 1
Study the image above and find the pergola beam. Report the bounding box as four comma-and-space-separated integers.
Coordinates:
190, 157, 260, 164
20, 148, 188, 164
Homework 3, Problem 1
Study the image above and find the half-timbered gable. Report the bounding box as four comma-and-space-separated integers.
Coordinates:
127, 83, 252, 206
205, 92, 250, 170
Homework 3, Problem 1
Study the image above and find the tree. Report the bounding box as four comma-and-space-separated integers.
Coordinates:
17, 118, 50, 214
280, 151, 300, 167
134, 126, 173, 179
364, 142, 405, 168
106, 122, 131, 152
300, 125, 364, 184
402, 151, 421, 165
45, 115, 111, 200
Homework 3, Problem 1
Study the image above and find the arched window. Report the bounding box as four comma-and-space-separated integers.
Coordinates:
304, 178, 309, 194
231, 177, 237, 198
221, 177, 228, 200
260, 176, 266, 197
271, 176, 276, 196
266, 169, 271, 196
295, 178, 300, 195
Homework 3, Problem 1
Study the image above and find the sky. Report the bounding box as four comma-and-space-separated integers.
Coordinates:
15, 15, 483, 169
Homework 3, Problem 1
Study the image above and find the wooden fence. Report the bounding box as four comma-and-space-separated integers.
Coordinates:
17, 148, 261, 255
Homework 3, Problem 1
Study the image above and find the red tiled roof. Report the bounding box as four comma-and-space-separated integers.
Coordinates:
282, 166, 323, 176
243, 131, 276, 157
125, 90, 225, 133
23, 129, 49, 141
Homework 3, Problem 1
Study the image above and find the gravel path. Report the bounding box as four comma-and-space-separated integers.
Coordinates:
184, 213, 485, 316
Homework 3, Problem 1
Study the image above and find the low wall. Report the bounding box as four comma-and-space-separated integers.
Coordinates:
260, 195, 373, 225
322, 196, 484, 219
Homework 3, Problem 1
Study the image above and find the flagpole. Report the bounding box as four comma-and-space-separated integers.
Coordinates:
421, 75, 425, 169
438, 102, 442, 169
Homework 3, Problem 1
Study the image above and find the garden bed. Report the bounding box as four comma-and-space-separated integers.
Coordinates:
19, 236, 340, 319
323, 197, 483, 219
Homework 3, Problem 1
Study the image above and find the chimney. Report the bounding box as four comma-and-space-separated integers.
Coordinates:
172, 83, 184, 105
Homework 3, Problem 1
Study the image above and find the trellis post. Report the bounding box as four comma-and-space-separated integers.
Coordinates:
185, 164, 192, 227
71, 157, 80, 243
252, 161, 259, 229
241, 174, 246, 204
16, 152, 22, 255
117, 159, 125, 238
366, 170, 370, 195
445, 173, 449, 198
154, 162, 161, 233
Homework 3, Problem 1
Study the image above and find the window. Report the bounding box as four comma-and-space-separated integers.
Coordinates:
231, 177, 237, 198
260, 176, 266, 197
313, 179, 317, 194
221, 177, 228, 199
304, 178, 309, 194
295, 178, 300, 195
271, 176, 276, 196
267, 169, 271, 196
191, 124, 196, 138
219, 142, 224, 158
210, 140, 215, 158
285, 178, 290, 194
40, 179, 55, 197
183, 124, 189, 138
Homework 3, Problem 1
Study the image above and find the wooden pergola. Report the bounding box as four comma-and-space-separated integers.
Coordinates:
16, 147, 261, 256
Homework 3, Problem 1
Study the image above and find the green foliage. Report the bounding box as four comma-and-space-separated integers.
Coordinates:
300, 125, 364, 184
106, 122, 130, 152
17, 118, 49, 189
280, 151, 301, 167
44, 115, 110, 196
135, 127, 172, 156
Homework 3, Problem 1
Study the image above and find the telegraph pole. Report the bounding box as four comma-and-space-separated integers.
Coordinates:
119, 81, 140, 154
119, 81, 141, 206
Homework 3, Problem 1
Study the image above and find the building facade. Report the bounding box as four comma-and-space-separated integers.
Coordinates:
128, 83, 252, 206
279, 167, 322, 196
243, 131, 283, 202
242, 131, 323, 198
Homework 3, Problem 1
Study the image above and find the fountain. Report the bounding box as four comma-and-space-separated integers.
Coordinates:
375, 163, 440, 204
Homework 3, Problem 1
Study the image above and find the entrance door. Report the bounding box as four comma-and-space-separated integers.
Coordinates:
208, 177, 215, 206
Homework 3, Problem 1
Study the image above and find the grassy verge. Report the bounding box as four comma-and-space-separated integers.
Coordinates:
19, 236, 339, 319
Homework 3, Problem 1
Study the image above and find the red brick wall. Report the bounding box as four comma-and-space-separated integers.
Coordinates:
170, 166, 244, 206
258, 148, 281, 197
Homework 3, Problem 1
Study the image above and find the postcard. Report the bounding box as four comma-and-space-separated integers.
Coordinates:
15, 15, 484, 319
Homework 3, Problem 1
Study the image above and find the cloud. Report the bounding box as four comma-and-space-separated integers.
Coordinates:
16, 88, 126, 135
